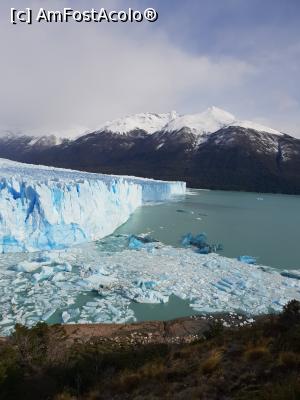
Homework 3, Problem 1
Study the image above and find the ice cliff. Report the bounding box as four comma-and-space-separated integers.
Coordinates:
0, 158, 185, 252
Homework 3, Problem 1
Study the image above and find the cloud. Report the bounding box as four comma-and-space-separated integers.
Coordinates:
0, 0, 254, 137
1, 0, 299, 138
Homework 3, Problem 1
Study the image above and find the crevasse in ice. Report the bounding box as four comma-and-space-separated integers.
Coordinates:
0, 158, 185, 252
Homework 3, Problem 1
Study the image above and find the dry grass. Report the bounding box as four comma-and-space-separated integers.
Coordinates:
243, 338, 272, 362
201, 349, 223, 374
278, 351, 300, 368
53, 394, 75, 400
140, 360, 166, 379
244, 345, 270, 362
118, 360, 166, 391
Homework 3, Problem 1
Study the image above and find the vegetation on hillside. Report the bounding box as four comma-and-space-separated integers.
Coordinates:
0, 301, 300, 399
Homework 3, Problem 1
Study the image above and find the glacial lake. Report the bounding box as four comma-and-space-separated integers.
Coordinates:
116, 188, 300, 270
1, 188, 300, 333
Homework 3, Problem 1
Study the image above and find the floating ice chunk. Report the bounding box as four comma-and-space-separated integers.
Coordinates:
196, 246, 211, 254
33, 266, 54, 282
128, 235, 157, 251
0, 318, 15, 326
52, 272, 66, 282
84, 274, 118, 290
134, 279, 157, 290
62, 308, 80, 323
181, 232, 222, 254
92, 265, 111, 276
281, 270, 300, 280
128, 236, 144, 250
42, 308, 56, 321
53, 263, 72, 272
13, 261, 41, 273
31, 254, 51, 263
237, 256, 257, 265
132, 289, 169, 304
62, 311, 71, 323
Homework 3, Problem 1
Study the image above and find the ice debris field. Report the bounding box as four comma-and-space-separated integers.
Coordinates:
0, 158, 185, 252
0, 236, 300, 335
0, 158, 299, 336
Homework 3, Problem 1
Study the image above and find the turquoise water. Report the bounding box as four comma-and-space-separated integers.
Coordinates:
115, 189, 300, 270
1, 188, 300, 331
131, 295, 198, 321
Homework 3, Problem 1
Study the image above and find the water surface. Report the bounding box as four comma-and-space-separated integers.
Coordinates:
116, 189, 300, 270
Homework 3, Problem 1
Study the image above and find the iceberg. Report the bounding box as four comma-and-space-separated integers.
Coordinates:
237, 256, 257, 265
83, 274, 118, 290
181, 232, 223, 254
281, 270, 300, 280
33, 266, 54, 282
0, 158, 185, 253
128, 235, 158, 251
12, 260, 41, 272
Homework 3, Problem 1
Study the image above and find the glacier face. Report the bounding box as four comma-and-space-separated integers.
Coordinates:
0, 158, 185, 253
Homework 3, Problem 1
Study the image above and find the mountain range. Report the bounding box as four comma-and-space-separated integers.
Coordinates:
1, 107, 300, 194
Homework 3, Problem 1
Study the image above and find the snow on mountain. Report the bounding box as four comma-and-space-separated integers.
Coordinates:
0, 130, 20, 139
163, 107, 282, 136
230, 120, 281, 135
0, 158, 185, 253
0, 108, 282, 140
163, 106, 236, 135
100, 111, 178, 134
0, 130, 66, 146
96, 107, 282, 137
27, 135, 66, 146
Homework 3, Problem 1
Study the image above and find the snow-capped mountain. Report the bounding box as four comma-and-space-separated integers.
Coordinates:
100, 111, 178, 134
0, 107, 299, 194
95, 107, 281, 136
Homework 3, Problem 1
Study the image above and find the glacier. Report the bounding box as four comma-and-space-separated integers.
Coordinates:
0, 157, 299, 337
0, 158, 185, 253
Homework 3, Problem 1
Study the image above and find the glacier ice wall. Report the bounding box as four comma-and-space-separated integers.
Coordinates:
0, 159, 185, 252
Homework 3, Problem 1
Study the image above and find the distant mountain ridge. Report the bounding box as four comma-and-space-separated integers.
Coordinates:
83, 106, 282, 136
0, 107, 300, 194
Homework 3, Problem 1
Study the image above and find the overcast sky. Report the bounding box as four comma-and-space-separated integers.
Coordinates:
1, 0, 300, 137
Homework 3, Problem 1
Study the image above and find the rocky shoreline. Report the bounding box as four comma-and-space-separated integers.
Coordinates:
58, 312, 255, 345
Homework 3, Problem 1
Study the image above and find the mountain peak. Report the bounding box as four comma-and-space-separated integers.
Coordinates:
90, 107, 282, 137
98, 107, 238, 136
203, 106, 236, 120
163, 107, 236, 135
100, 112, 178, 135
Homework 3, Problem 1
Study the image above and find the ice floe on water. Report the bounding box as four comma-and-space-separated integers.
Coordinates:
0, 236, 299, 335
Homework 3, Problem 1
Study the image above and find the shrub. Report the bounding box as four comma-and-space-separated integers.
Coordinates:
201, 349, 223, 374
244, 345, 270, 362
204, 321, 224, 339
280, 300, 300, 326
278, 351, 300, 368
